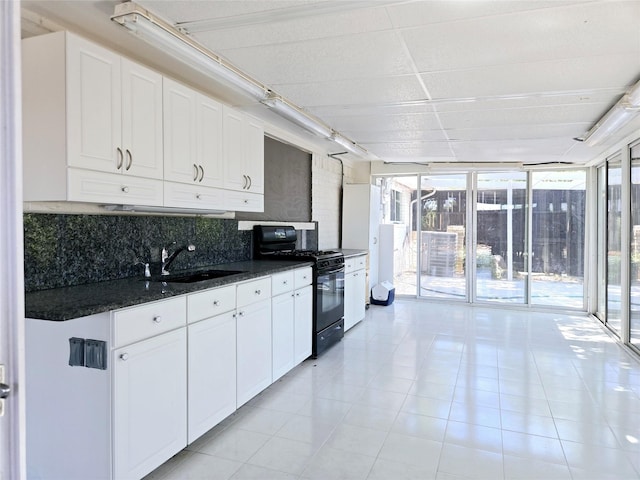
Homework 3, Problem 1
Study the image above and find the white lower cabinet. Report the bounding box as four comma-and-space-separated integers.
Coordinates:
187, 311, 236, 443
25, 268, 314, 479
271, 267, 313, 381
344, 255, 367, 331
113, 328, 187, 480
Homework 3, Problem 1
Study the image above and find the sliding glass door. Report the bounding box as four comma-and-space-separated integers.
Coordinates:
530, 171, 586, 308
373, 169, 586, 309
474, 172, 527, 304
417, 174, 467, 300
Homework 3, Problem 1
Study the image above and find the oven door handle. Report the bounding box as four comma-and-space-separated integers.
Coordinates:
317, 267, 345, 276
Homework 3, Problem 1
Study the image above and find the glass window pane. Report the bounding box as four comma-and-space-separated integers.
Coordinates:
530, 170, 586, 308
607, 162, 622, 335
475, 172, 527, 303
631, 148, 640, 347
418, 174, 467, 300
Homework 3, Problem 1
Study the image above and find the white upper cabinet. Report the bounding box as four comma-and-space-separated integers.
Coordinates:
65, 33, 163, 179
223, 105, 264, 194
163, 78, 224, 188
22, 31, 163, 205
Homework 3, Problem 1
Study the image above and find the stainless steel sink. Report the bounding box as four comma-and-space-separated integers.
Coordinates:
148, 269, 243, 283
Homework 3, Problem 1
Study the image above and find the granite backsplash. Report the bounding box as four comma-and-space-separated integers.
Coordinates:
24, 213, 317, 293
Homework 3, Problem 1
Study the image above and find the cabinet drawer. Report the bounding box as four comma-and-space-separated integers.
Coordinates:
237, 277, 271, 307
345, 258, 356, 274
68, 168, 163, 206
225, 190, 263, 212
187, 285, 236, 324
113, 297, 186, 347
164, 182, 225, 210
294, 267, 313, 288
271, 271, 294, 296
354, 255, 367, 270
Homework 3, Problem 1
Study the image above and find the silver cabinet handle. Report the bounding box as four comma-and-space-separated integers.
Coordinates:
242, 175, 248, 189
120, 353, 129, 361
238, 311, 245, 317
0, 382, 10, 399
243, 199, 249, 204
153, 315, 162, 323
373, 237, 378, 245
247, 175, 252, 190
196, 194, 202, 200
116, 147, 124, 170
121, 186, 129, 193
193, 164, 199, 181
125, 149, 133, 171
255, 289, 261, 295
198, 165, 204, 182
213, 300, 220, 306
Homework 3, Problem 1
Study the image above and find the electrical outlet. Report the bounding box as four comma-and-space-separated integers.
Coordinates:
0, 365, 5, 417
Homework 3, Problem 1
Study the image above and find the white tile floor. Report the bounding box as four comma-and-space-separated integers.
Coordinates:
145, 299, 640, 480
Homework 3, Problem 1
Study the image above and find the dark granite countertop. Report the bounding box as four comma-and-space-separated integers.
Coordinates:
337, 249, 368, 258
25, 260, 313, 321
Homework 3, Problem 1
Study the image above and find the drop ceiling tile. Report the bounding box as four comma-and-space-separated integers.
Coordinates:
445, 124, 587, 142
365, 141, 455, 159
385, 0, 584, 28
321, 111, 443, 133
401, 2, 640, 73
273, 75, 425, 107
421, 54, 640, 100
192, 7, 393, 50
214, 30, 414, 85
437, 102, 611, 130
451, 138, 577, 162
343, 128, 449, 144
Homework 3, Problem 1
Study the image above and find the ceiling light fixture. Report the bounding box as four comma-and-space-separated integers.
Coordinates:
112, 2, 267, 100
578, 78, 640, 147
261, 95, 333, 138
111, 1, 375, 160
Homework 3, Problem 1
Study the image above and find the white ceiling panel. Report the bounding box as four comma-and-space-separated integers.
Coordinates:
20, 0, 640, 165
385, 0, 585, 29
213, 30, 416, 85
401, 2, 640, 73
189, 7, 394, 50
273, 75, 424, 107
421, 54, 640, 100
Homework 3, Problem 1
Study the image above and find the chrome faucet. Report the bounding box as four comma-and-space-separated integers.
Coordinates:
161, 243, 196, 275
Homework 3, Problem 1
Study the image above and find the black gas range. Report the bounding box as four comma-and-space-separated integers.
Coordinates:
253, 225, 345, 357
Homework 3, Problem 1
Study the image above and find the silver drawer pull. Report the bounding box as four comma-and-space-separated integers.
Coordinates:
255, 289, 261, 295
121, 186, 129, 193
238, 311, 245, 317
213, 300, 220, 306
153, 315, 162, 323
120, 353, 129, 361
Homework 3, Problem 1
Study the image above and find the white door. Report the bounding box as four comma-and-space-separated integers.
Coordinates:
293, 286, 313, 364
0, 3, 26, 478
222, 105, 247, 191
163, 77, 197, 184
271, 293, 294, 381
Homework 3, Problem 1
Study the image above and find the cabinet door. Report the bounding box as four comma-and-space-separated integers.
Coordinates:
293, 285, 313, 365
121, 58, 163, 180
222, 106, 247, 191
197, 94, 224, 187
188, 312, 236, 443
353, 270, 367, 326
272, 293, 294, 382
66, 33, 121, 173
163, 78, 198, 185
344, 272, 356, 332
236, 298, 272, 407
244, 116, 264, 194
113, 328, 187, 480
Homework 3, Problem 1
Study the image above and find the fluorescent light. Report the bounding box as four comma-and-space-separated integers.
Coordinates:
581, 79, 640, 147
111, 2, 267, 100
112, 1, 377, 161
331, 133, 378, 160
261, 95, 333, 138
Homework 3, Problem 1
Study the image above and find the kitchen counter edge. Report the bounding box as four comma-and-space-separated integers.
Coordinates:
25, 259, 313, 321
